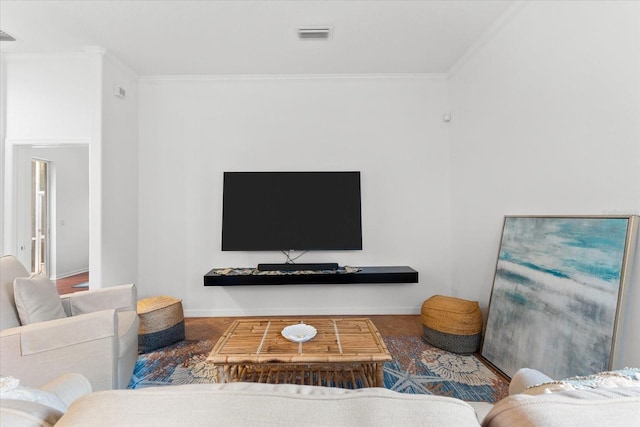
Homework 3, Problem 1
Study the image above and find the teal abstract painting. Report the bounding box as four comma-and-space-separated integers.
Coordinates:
481, 216, 638, 379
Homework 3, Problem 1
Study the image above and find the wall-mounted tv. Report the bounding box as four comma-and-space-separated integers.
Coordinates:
222, 171, 362, 252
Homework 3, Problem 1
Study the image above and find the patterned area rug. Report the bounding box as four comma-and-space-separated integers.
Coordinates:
128, 336, 508, 402
382, 336, 508, 402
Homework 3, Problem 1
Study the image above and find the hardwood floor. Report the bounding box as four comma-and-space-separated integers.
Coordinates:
184, 315, 509, 383
184, 315, 423, 341
54, 272, 89, 295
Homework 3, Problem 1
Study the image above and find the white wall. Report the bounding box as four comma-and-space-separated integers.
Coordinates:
5, 54, 91, 141
0, 57, 6, 253
138, 75, 452, 315
2, 54, 91, 266
448, 1, 640, 368
1, 51, 138, 289
89, 50, 139, 287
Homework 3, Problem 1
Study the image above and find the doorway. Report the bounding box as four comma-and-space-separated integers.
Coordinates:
31, 159, 50, 275
11, 144, 89, 279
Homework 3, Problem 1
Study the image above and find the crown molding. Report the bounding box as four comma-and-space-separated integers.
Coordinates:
85, 46, 139, 80
84, 46, 107, 55
140, 73, 447, 83
1, 52, 88, 62
1, 48, 138, 80
5, 138, 90, 147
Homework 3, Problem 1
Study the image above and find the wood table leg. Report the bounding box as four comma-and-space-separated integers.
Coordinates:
375, 363, 384, 387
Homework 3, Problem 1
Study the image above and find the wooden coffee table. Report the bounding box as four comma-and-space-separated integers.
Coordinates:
206, 317, 392, 388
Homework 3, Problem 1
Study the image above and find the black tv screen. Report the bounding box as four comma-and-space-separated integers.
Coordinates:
222, 172, 362, 251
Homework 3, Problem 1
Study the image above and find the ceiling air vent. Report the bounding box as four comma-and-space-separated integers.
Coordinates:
0, 29, 16, 41
297, 27, 332, 40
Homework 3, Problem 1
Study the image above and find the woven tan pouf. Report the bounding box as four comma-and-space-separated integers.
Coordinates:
137, 296, 185, 353
421, 295, 483, 354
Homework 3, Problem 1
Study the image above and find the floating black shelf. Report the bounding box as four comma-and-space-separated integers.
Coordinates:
203, 266, 418, 286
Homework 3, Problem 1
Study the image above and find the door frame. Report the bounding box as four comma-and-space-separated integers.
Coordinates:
4, 141, 89, 278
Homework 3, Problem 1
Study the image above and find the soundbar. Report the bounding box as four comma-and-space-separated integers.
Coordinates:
257, 263, 339, 272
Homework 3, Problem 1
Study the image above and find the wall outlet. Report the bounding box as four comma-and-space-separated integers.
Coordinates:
114, 86, 126, 99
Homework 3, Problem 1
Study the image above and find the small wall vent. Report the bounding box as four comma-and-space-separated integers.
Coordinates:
297, 27, 332, 40
0, 29, 16, 42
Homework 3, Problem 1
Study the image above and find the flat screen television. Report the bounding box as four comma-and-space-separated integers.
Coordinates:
222, 171, 362, 252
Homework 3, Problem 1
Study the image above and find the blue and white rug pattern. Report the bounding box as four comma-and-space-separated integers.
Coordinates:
129, 336, 508, 402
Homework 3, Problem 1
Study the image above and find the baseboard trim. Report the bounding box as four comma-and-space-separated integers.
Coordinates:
184, 306, 420, 318
50, 268, 89, 281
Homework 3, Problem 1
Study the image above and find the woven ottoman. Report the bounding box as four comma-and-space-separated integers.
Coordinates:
421, 295, 482, 354
137, 296, 185, 353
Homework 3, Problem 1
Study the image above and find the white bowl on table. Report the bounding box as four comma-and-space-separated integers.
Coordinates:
281, 323, 317, 343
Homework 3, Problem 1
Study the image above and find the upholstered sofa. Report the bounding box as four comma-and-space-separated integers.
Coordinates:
0, 369, 640, 427
10, 380, 487, 427
2, 368, 640, 426
0, 255, 139, 391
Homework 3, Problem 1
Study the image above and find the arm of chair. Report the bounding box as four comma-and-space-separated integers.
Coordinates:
0, 310, 120, 390
40, 373, 92, 407
61, 283, 137, 315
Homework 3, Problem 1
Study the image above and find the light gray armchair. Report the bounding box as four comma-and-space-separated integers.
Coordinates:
0, 255, 139, 391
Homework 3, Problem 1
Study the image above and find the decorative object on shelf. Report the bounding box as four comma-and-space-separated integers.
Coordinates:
482, 215, 638, 380
203, 266, 418, 286
209, 266, 361, 276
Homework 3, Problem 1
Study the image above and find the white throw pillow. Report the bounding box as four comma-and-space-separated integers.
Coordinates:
524, 368, 640, 395
13, 273, 67, 325
0, 375, 67, 413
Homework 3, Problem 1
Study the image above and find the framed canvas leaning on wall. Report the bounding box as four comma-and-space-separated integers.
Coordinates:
481, 215, 639, 380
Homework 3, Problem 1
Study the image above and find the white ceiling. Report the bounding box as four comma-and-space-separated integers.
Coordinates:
0, 0, 515, 76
